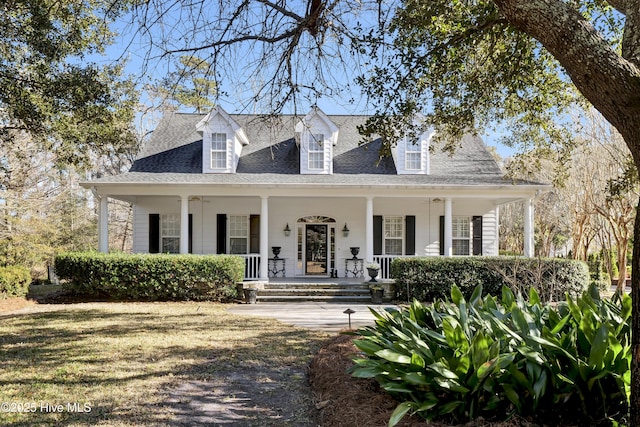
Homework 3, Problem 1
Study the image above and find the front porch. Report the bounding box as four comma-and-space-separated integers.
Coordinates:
91, 190, 542, 283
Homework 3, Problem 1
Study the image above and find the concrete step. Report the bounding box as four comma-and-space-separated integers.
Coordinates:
263, 283, 370, 290
261, 288, 368, 295
257, 294, 375, 302
241, 281, 391, 303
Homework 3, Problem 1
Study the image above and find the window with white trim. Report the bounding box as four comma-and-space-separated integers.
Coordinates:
308, 133, 324, 170
229, 215, 248, 254
161, 214, 180, 254
405, 139, 421, 170
452, 216, 471, 255
384, 216, 403, 255
211, 133, 228, 169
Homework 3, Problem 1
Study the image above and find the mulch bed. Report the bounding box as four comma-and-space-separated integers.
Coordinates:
308, 334, 542, 427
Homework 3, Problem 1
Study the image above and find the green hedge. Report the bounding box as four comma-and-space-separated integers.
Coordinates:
54, 252, 245, 301
0, 266, 31, 298
391, 257, 589, 302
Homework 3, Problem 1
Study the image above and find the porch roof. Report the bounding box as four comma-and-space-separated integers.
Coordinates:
83, 170, 543, 188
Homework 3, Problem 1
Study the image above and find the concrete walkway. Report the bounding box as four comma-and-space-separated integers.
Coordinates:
227, 302, 398, 332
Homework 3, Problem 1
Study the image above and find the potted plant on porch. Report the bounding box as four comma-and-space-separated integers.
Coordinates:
243, 286, 258, 304
369, 284, 384, 304
365, 262, 380, 282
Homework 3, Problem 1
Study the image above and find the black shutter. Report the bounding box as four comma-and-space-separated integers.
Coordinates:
189, 214, 193, 254
472, 215, 483, 255
217, 214, 227, 254
149, 214, 160, 253
373, 215, 383, 255
250, 215, 260, 254
439, 216, 445, 256
405, 216, 415, 255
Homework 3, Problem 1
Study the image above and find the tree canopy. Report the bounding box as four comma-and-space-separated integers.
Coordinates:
151, 55, 218, 113
1, 0, 138, 170
0, 1, 140, 272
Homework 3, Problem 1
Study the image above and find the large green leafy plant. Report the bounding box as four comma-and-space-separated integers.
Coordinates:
349, 285, 631, 426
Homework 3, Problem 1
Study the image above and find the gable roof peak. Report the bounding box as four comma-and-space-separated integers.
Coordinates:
294, 107, 339, 134
196, 105, 249, 146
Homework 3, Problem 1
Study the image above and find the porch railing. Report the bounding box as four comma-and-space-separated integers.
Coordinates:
372, 255, 411, 280
240, 254, 260, 280
241, 254, 410, 281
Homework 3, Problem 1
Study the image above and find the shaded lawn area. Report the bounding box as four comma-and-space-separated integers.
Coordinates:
0, 302, 329, 426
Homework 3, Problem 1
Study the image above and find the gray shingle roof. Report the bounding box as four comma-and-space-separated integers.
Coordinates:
91, 111, 545, 188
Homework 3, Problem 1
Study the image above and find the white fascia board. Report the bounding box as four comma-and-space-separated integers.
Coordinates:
295, 107, 339, 136
195, 106, 248, 146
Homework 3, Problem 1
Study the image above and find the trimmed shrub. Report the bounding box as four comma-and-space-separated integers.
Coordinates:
0, 266, 31, 298
54, 252, 245, 301
391, 256, 588, 303
588, 252, 610, 291
349, 285, 631, 426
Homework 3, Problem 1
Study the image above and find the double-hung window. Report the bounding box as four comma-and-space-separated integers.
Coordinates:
405, 139, 421, 170
384, 216, 403, 255
229, 215, 248, 254
161, 214, 180, 254
308, 133, 324, 170
211, 133, 227, 169
452, 216, 471, 255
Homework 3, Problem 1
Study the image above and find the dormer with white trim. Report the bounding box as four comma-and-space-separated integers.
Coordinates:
295, 108, 339, 175
392, 116, 434, 175
197, 106, 249, 173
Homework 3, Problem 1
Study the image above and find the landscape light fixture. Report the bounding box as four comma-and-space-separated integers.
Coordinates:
343, 308, 355, 330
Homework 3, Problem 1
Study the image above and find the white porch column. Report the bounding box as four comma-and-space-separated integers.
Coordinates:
260, 196, 269, 280
524, 198, 534, 257
365, 196, 374, 262
444, 197, 453, 256
180, 196, 189, 254
99, 195, 109, 253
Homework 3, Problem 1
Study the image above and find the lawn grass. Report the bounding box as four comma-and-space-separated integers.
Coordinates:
0, 302, 329, 426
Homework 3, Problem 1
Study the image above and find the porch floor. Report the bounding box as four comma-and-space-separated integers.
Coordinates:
265, 277, 384, 285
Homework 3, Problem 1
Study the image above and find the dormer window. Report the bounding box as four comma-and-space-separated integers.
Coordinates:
296, 108, 339, 175
405, 139, 422, 170
211, 133, 228, 169
308, 133, 325, 170
196, 106, 249, 174
392, 122, 433, 175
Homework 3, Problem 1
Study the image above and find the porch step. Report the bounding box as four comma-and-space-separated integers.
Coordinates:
244, 281, 392, 303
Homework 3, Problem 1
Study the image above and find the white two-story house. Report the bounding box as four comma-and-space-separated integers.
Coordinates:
82, 106, 548, 280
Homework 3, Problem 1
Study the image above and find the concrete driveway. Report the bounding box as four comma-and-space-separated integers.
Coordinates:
227, 302, 398, 332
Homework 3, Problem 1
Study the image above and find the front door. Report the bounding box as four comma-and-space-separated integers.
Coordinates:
305, 224, 328, 275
